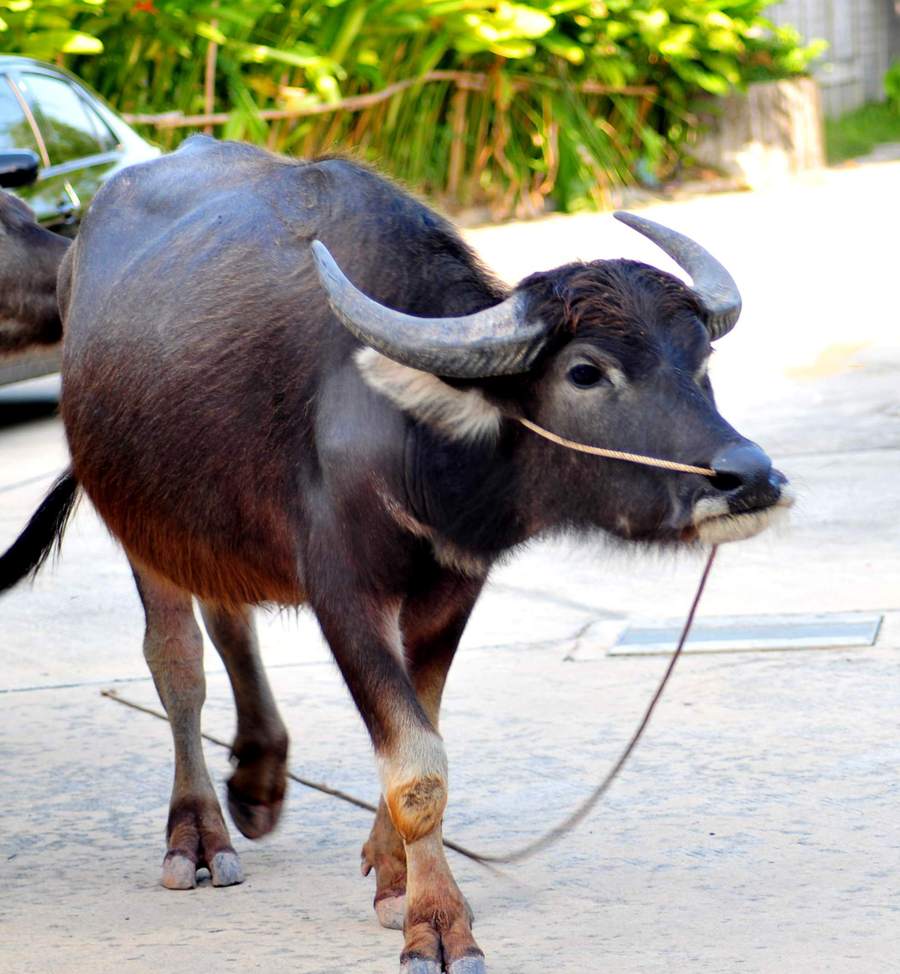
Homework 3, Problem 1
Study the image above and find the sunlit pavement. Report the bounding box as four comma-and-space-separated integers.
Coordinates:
1, 160, 898, 974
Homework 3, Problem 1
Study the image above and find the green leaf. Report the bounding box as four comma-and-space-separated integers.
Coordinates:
427, 0, 478, 15
196, 22, 228, 46
490, 38, 536, 58
704, 53, 741, 85
705, 28, 743, 54
63, 33, 103, 54
496, 2, 554, 39
539, 31, 585, 64
239, 43, 322, 69
546, 0, 591, 14
675, 62, 730, 95
633, 9, 669, 34
658, 25, 697, 59
314, 72, 341, 102
20, 28, 103, 55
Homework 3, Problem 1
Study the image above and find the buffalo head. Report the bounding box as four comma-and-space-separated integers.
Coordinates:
311, 213, 791, 548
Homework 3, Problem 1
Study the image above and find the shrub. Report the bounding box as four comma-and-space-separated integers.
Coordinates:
0, 1, 825, 214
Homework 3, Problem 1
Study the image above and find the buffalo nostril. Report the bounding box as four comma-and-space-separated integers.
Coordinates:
708, 472, 742, 492
708, 442, 773, 492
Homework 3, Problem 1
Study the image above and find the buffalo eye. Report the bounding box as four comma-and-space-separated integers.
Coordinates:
567, 363, 606, 389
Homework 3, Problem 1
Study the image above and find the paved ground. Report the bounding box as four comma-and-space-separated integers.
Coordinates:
1, 159, 899, 974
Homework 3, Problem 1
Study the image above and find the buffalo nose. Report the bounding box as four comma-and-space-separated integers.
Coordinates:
709, 442, 772, 494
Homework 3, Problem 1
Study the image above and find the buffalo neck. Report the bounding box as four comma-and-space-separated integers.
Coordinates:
403, 421, 532, 561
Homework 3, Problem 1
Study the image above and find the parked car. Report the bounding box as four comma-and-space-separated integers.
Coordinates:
0, 55, 160, 386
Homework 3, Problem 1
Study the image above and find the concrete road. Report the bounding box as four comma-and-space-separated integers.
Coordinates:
1, 160, 899, 974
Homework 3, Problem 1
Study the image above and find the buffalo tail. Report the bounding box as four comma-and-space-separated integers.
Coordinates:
0, 470, 79, 593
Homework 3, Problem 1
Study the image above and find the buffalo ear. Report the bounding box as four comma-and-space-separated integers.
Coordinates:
354, 348, 501, 442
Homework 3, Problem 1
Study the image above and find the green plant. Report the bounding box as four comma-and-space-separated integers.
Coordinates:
825, 100, 900, 164
885, 60, 900, 113
0, 0, 105, 58
0, 1, 826, 215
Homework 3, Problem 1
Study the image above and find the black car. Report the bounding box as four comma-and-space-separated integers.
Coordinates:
0, 56, 159, 385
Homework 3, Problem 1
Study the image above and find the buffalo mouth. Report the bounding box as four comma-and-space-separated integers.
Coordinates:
685, 479, 794, 545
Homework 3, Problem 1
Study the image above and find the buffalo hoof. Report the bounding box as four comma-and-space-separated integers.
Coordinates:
162, 852, 197, 890
375, 891, 406, 930
447, 957, 487, 974
162, 796, 242, 890
210, 849, 245, 887
226, 738, 288, 840
400, 876, 481, 974
227, 788, 283, 840
400, 960, 442, 974
400, 955, 485, 974
161, 847, 244, 890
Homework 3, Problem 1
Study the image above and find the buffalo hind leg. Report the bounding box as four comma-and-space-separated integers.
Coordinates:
312, 561, 484, 974
132, 564, 243, 889
363, 569, 483, 932
199, 602, 289, 839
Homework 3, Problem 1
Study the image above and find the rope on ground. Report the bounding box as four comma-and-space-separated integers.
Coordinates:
99, 687, 494, 868
451, 544, 718, 864
101, 545, 716, 869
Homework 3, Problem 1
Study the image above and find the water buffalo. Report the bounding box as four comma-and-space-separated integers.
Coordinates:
1, 135, 790, 973
0, 190, 69, 352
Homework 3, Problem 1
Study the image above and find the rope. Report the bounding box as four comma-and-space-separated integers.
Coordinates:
100, 546, 717, 869
99, 688, 491, 866
450, 544, 717, 864
518, 417, 716, 477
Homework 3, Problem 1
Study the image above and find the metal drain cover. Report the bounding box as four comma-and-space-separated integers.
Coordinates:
609, 612, 883, 656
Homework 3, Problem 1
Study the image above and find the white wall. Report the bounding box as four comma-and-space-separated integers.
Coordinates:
770, 0, 899, 115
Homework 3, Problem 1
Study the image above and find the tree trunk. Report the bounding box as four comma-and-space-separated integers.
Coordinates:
691, 77, 826, 189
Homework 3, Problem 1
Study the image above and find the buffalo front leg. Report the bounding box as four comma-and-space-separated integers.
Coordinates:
362, 798, 408, 930
132, 564, 243, 889
363, 569, 484, 932
312, 577, 484, 974
199, 602, 289, 840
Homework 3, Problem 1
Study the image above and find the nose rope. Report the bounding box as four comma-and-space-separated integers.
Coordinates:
517, 416, 716, 477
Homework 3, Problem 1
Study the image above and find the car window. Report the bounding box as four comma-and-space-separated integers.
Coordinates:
20, 73, 106, 165
0, 75, 41, 154
82, 102, 119, 152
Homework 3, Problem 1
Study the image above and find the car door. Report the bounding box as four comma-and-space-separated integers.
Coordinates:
0, 72, 56, 224
11, 69, 123, 235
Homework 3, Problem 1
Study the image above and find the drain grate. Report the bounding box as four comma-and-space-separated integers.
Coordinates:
608, 612, 884, 656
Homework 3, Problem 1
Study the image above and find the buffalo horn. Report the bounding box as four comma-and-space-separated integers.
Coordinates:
613, 211, 742, 339
310, 240, 548, 378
